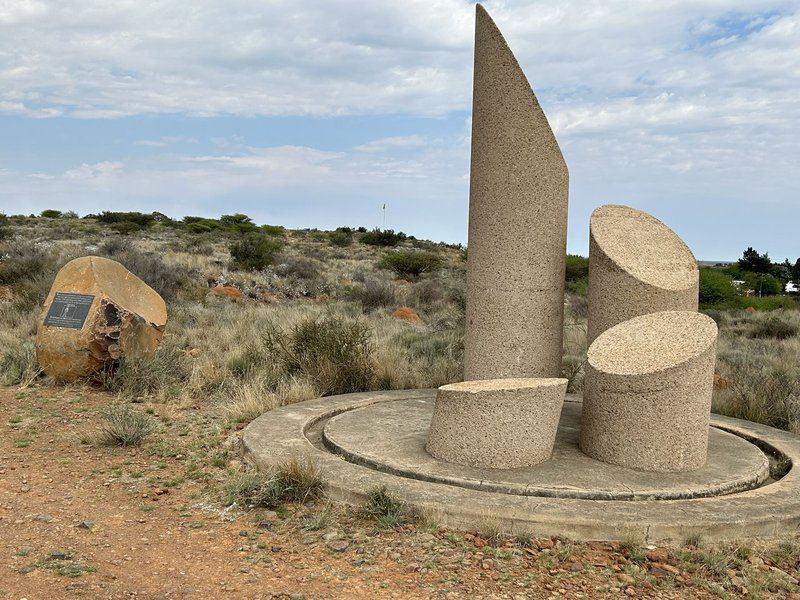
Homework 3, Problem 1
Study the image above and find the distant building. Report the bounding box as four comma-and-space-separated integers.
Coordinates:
787, 282, 799, 294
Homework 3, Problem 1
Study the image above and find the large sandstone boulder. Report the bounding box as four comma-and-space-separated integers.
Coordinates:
35, 256, 167, 381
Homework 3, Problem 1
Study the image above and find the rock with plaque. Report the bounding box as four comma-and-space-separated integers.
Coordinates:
35, 256, 167, 381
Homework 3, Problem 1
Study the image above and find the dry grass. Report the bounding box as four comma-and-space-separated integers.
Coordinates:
3, 217, 800, 440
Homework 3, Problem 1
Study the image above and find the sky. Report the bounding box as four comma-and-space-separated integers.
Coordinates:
1, 0, 799, 260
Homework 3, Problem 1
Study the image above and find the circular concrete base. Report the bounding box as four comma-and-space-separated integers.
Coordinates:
242, 390, 800, 542
323, 397, 769, 501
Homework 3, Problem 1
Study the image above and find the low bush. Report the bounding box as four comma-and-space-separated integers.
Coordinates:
265, 315, 375, 395
347, 279, 397, 313
40, 209, 62, 218
0, 240, 56, 285
96, 404, 155, 447
274, 255, 322, 280
378, 251, 442, 278
359, 228, 405, 247
0, 214, 9, 240
229, 233, 284, 270
749, 316, 798, 340
328, 231, 352, 247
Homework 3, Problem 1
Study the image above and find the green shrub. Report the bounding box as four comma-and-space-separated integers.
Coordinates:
97, 404, 155, 447
749, 316, 798, 340
261, 224, 285, 237
229, 233, 284, 270
40, 209, 62, 218
220, 214, 258, 233
266, 315, 375, 395
378, 251, 442, 278
565, 254, 589, 282
359, 228, 405, 247
0, 214, 9, 240
95, 211, 155, 228
742, 272, 783, 296
110, 221, 143, 235
699, 268, 738, 306
328, 231, 352, 247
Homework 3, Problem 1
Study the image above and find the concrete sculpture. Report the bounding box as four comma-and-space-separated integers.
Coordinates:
426, 378, 568, 469
580, 311, 718, 472
463, 4, 569, 381
587, 204, 699, 345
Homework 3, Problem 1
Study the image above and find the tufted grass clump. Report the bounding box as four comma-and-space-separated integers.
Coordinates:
0, 340, 39, 386
362, 485, 407, 529
96, 404, 155, 447
223, 457, 324, 508
265, 315, 375, 396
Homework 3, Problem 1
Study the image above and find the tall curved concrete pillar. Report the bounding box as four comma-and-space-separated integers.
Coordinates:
464, 5, 569, 381
587, 204, 699, 345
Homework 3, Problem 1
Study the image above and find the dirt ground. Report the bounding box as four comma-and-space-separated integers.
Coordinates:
1, 387, 799, 600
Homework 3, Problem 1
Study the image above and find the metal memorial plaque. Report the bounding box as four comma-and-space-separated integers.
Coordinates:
43, 292, 95, 329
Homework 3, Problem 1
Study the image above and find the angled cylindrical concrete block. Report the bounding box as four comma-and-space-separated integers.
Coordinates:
426, 378, 568, 469
580, 311, 718, 473
463, 5, 569, 380
587, 205, 698, 345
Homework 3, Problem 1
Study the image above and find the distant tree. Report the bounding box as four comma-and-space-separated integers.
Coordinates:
737, 247, 772, 274
40, 209, 62, 218
0, 213, 9, 240
743, 272, 783, 296
699, 268, 737, 306
360, 228, 406, 247
63, 210, 79, 219
220, 213, 253, 225
565, 255, 589, 282
792, 259, 800, 285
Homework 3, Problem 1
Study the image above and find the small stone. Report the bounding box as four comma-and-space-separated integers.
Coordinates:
327, 540, 349, 553
624, 587, 636, 597
33, 514, 52, 523
48, 552, 71, 561
271, 545, 281, 553
481, 559, 494, 570
77, 521, 94, 530
238, 531, 248, 537
473, 537, 487, 548
617, 573, 635, 585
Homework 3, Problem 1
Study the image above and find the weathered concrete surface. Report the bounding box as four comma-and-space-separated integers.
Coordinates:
580, 311, 718, 472
242, 389, 800, 542
325, 397, 768, 500
36, 256, 167, 381
426, 378, 567, 468
463, 5, 568, 380
587, 205, 699, 345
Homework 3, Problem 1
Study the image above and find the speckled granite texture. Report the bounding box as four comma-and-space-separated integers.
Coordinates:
580, 311, 718, 472
587, 204, 699, 345
463, 5, 568, 381
426, 378, 567, 469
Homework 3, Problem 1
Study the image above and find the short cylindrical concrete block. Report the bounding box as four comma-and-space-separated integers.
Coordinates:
426, 378, 568, 469
587, 204, 698, 345
580, 311, 718, 473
